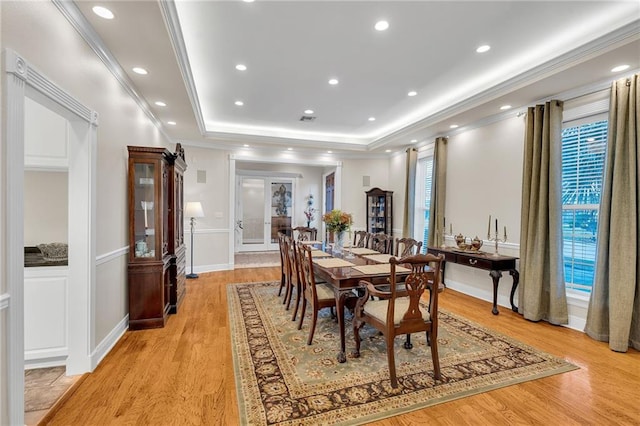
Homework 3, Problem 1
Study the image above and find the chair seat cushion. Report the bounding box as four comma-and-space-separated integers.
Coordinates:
364, 298, 429, 325
316, 283, 335, 300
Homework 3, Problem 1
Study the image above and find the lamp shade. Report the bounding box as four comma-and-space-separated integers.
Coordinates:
185, 201, 205, 218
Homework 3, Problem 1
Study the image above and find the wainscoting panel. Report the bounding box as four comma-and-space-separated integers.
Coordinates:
24, 268, 69, 369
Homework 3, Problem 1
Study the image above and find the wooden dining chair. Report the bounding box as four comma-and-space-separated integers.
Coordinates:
281, 234, 296, 307
277, 232, 288, 297
353, 230, 370, 248
297, 242, 337, 345
352, 253, 445, 388
370, 233, 392, 254
292, 226, 318, 241
395, 237, 423, 257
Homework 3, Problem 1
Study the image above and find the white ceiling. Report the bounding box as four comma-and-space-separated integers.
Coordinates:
74, 1, 640, 155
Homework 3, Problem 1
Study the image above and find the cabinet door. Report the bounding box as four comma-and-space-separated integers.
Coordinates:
132, 162, 157, 259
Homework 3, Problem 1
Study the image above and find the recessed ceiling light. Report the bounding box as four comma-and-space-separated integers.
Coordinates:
243, 0, 255, 2
304, 109, 314, 114
500, 105, 512, 110
155, 101, 166, 107
385, 149, 391, 153
368, 117, 376, 122
132, 67, 148, 75
243, 144, 250, 147
411, 139, 417, 143
611, 64, 630, 73
327, 150, 333, 154
450, 124, 459, 129
287, 147, 293, 151
167, 121, 176, 126
407, 91, 417, 97
235, 64, 247, 71
476, 45, 491, 53
92, 6, 114, 20
235, 101, 244, 106
374, 20, 389, 31
328, 78, 339, 85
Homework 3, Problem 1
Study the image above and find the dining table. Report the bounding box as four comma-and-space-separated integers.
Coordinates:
308, 244, 412, 363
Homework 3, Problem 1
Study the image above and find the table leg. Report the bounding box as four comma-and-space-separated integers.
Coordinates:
509, 269, 520, 312
441, 260, 447, 288
489, 270, 502, 315
335, 290, 352, 363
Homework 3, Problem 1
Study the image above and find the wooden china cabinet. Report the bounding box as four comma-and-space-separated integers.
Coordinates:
127, 144, 186, 330
366, 188, 393, 235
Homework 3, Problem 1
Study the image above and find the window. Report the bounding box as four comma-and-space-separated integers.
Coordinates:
561, 118, 607, 292
415, 155, 434, 253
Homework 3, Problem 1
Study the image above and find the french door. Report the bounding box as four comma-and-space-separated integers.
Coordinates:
235, 176, 294, 252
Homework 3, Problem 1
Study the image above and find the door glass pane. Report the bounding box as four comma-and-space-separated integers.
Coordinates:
241, 178, 265, 245
271, 181, 292, 243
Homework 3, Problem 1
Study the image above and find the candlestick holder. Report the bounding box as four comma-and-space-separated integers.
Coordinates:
487, 230, 507, 257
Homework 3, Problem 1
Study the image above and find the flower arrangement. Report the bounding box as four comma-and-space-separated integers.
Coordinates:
322, 209, 353, 233
303, 194, 316, 227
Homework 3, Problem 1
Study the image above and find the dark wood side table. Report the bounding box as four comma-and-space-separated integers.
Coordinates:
427, 246, 519, 315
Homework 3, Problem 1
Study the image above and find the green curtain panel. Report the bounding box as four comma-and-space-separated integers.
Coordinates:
428, 137, 447, 248
403, 148, 418, 238
585, 74, 640, 352
519, 100, 568, 325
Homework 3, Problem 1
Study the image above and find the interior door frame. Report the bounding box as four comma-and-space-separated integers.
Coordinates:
235, 174, 295, 252
4, 49, 97, 425
228, 156, 342, 267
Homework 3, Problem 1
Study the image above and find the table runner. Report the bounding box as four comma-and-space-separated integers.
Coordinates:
310, 250, 332, 258
352, 264, 410, 274
312, 258, 356, 268
348, 247, 379, 255
362, 253, 395, 263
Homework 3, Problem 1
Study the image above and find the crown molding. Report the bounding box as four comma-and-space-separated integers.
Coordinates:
367, 20, 640, 150
158, 0, 207, 136
52, 0, 174, 143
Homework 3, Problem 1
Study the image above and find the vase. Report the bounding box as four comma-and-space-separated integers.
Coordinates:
333, 231, 345, 255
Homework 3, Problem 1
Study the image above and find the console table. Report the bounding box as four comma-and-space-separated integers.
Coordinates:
427, 246, 519, 315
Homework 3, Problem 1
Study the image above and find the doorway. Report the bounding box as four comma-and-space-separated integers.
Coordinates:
235, 176, 294, 252
4, 49, 97, 425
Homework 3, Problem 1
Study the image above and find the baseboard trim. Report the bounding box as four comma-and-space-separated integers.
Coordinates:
91, 314, 128, 369
195, 263, 234, 273
24, 355, 67, 370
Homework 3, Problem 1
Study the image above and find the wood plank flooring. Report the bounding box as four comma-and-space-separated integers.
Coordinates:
45, 267, 640, 425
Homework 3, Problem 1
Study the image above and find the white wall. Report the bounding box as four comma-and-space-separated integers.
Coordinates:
24, 171, 68, 246
0, 1, 8, 421
440, 116, 525, 310
2, 0, 168, 361
341, 158, 390, 231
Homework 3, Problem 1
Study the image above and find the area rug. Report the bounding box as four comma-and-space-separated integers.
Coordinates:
228, 281, 577, 425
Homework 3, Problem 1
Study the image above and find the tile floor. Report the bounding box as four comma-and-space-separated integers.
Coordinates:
234, 251, 280, 268
24, 366, 80, 425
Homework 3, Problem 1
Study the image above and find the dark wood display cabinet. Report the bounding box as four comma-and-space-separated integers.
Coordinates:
366, 188, 393, 235
127, 144, 186, 330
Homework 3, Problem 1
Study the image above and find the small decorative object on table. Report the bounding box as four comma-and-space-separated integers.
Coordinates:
37, 242, 69, 262
322, 209, 353, 256
454, 235, 483, 252
487, 214, 507, 257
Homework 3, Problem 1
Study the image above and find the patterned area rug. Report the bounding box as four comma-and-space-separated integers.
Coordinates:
228, 281, 577, 425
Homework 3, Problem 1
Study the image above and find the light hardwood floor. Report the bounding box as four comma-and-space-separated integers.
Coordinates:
46, 267, 640, 425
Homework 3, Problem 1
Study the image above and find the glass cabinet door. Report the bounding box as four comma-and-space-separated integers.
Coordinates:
134, 163, 156, 258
